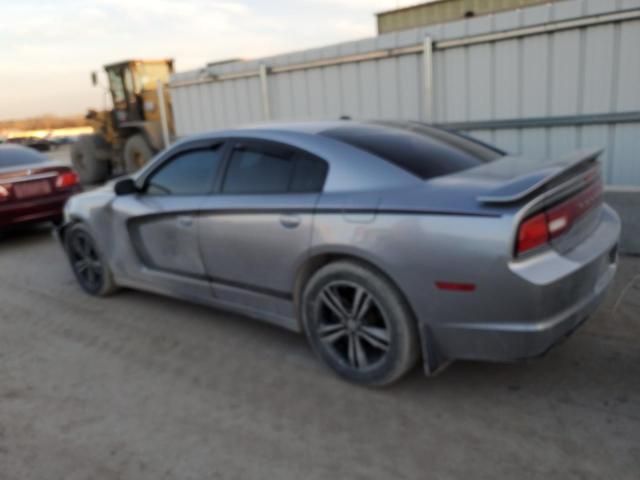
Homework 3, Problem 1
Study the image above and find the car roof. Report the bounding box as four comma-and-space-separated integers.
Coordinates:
184, 120, 355, 141
185, 119, 503, 154
143, 121, 424, 193
241, 120, 353, 134
159, 120, 502, 192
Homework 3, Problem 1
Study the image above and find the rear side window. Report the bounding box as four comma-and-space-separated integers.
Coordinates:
146, 147, 222, 195
320, 123, 501, 180
222, 144, 327, 194
290, 152, 328, 193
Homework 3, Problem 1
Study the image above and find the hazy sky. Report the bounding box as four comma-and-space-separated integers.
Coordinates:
0, 0, 413, 120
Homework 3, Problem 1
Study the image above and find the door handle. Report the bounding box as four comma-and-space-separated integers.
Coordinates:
279, 213, 301, 229
177, 215, 193, 228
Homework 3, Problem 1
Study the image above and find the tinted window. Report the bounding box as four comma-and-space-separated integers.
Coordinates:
222, 146, 328, 194
222, 147, 294, 194
381, 121, 506, 159
290, 152, 328, 193
0, 145, 47, 167
146, 148, 221, 195
320, 122, 503, 180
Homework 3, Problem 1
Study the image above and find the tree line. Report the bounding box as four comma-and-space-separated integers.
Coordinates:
0, 114, 89, 132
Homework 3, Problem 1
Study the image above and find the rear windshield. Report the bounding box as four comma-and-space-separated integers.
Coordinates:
319, 122, 503, 180
0, 145, 47, 168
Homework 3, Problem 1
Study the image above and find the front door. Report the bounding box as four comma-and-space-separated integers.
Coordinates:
117, 144, 224, 293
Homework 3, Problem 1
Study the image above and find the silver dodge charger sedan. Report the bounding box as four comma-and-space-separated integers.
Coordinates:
58, 121, 620, 386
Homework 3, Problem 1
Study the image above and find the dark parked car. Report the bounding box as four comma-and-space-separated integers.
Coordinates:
0, 144, 81, 229
26, 138, 52, 152
7, 136, 52, 152
58, 121, 619, 385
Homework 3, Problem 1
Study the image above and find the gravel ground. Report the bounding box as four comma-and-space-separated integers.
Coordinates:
0, 226, 638, 480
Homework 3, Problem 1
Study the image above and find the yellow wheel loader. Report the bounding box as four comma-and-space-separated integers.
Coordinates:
71, 59, 174, 184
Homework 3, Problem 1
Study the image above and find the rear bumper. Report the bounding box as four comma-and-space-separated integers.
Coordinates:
0, 194, 71, 229
429, 258, 615, 363
426, 204, 620, 369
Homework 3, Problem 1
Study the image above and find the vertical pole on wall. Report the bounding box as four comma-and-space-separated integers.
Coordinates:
157, 79, 170, 148
423, 36, 434, 122
259, 64, 271, 121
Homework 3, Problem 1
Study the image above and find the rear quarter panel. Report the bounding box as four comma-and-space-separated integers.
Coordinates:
310, 201, 619, 368
310, 209, 517, 329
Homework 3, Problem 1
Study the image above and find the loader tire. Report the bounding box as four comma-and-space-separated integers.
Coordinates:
70, 135, 110, 185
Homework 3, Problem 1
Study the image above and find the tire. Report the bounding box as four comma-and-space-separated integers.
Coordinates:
70, 135, 110, 184
302, 261, 419, 386
64, 223, 117, 296
123, 134, 153, 173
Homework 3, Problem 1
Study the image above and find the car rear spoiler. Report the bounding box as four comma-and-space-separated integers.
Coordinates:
477, 148, 602, 205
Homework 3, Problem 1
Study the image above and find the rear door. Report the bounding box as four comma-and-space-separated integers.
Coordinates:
197, 139, 328, 311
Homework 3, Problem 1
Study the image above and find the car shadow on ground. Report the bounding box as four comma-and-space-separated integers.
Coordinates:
2, 234, 637, 480
110, 263, 639, 408
0, 223, 56, 247
2, 226, 638, 406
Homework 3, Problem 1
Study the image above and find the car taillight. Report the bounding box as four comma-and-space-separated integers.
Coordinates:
0, 185, 9, 201
515, 180, 603, 256
55, 171, 79, 189
546, 181, 602, 239
517, 213, 549, 254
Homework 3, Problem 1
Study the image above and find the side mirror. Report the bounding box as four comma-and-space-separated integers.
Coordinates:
91, 71, 98, 87
114, 178, 138, 196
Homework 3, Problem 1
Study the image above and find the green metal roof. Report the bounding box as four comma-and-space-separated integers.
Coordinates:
376, 0, 563, 34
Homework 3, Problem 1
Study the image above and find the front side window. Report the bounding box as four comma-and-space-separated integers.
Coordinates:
146, 148, 222, 195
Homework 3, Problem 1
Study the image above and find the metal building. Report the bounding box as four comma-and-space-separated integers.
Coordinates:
376, 0, 562, 34
170, 0, 640, 186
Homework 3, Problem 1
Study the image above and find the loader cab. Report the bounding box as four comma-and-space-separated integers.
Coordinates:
104, 59, 174, 128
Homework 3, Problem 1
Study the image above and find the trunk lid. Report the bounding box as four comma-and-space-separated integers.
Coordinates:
381, 149, 600, 212
472, 148, 601, 205
379, 149, 605, 255
0, 162, 75, 202
442, 148, 604, 256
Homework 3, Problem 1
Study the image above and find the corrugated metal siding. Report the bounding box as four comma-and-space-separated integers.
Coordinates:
170, 0, 640, 186
452, 6, 640, 185
376, 0, 557, 33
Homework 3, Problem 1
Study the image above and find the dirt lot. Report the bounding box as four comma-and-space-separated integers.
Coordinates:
0, 226, 638, 480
